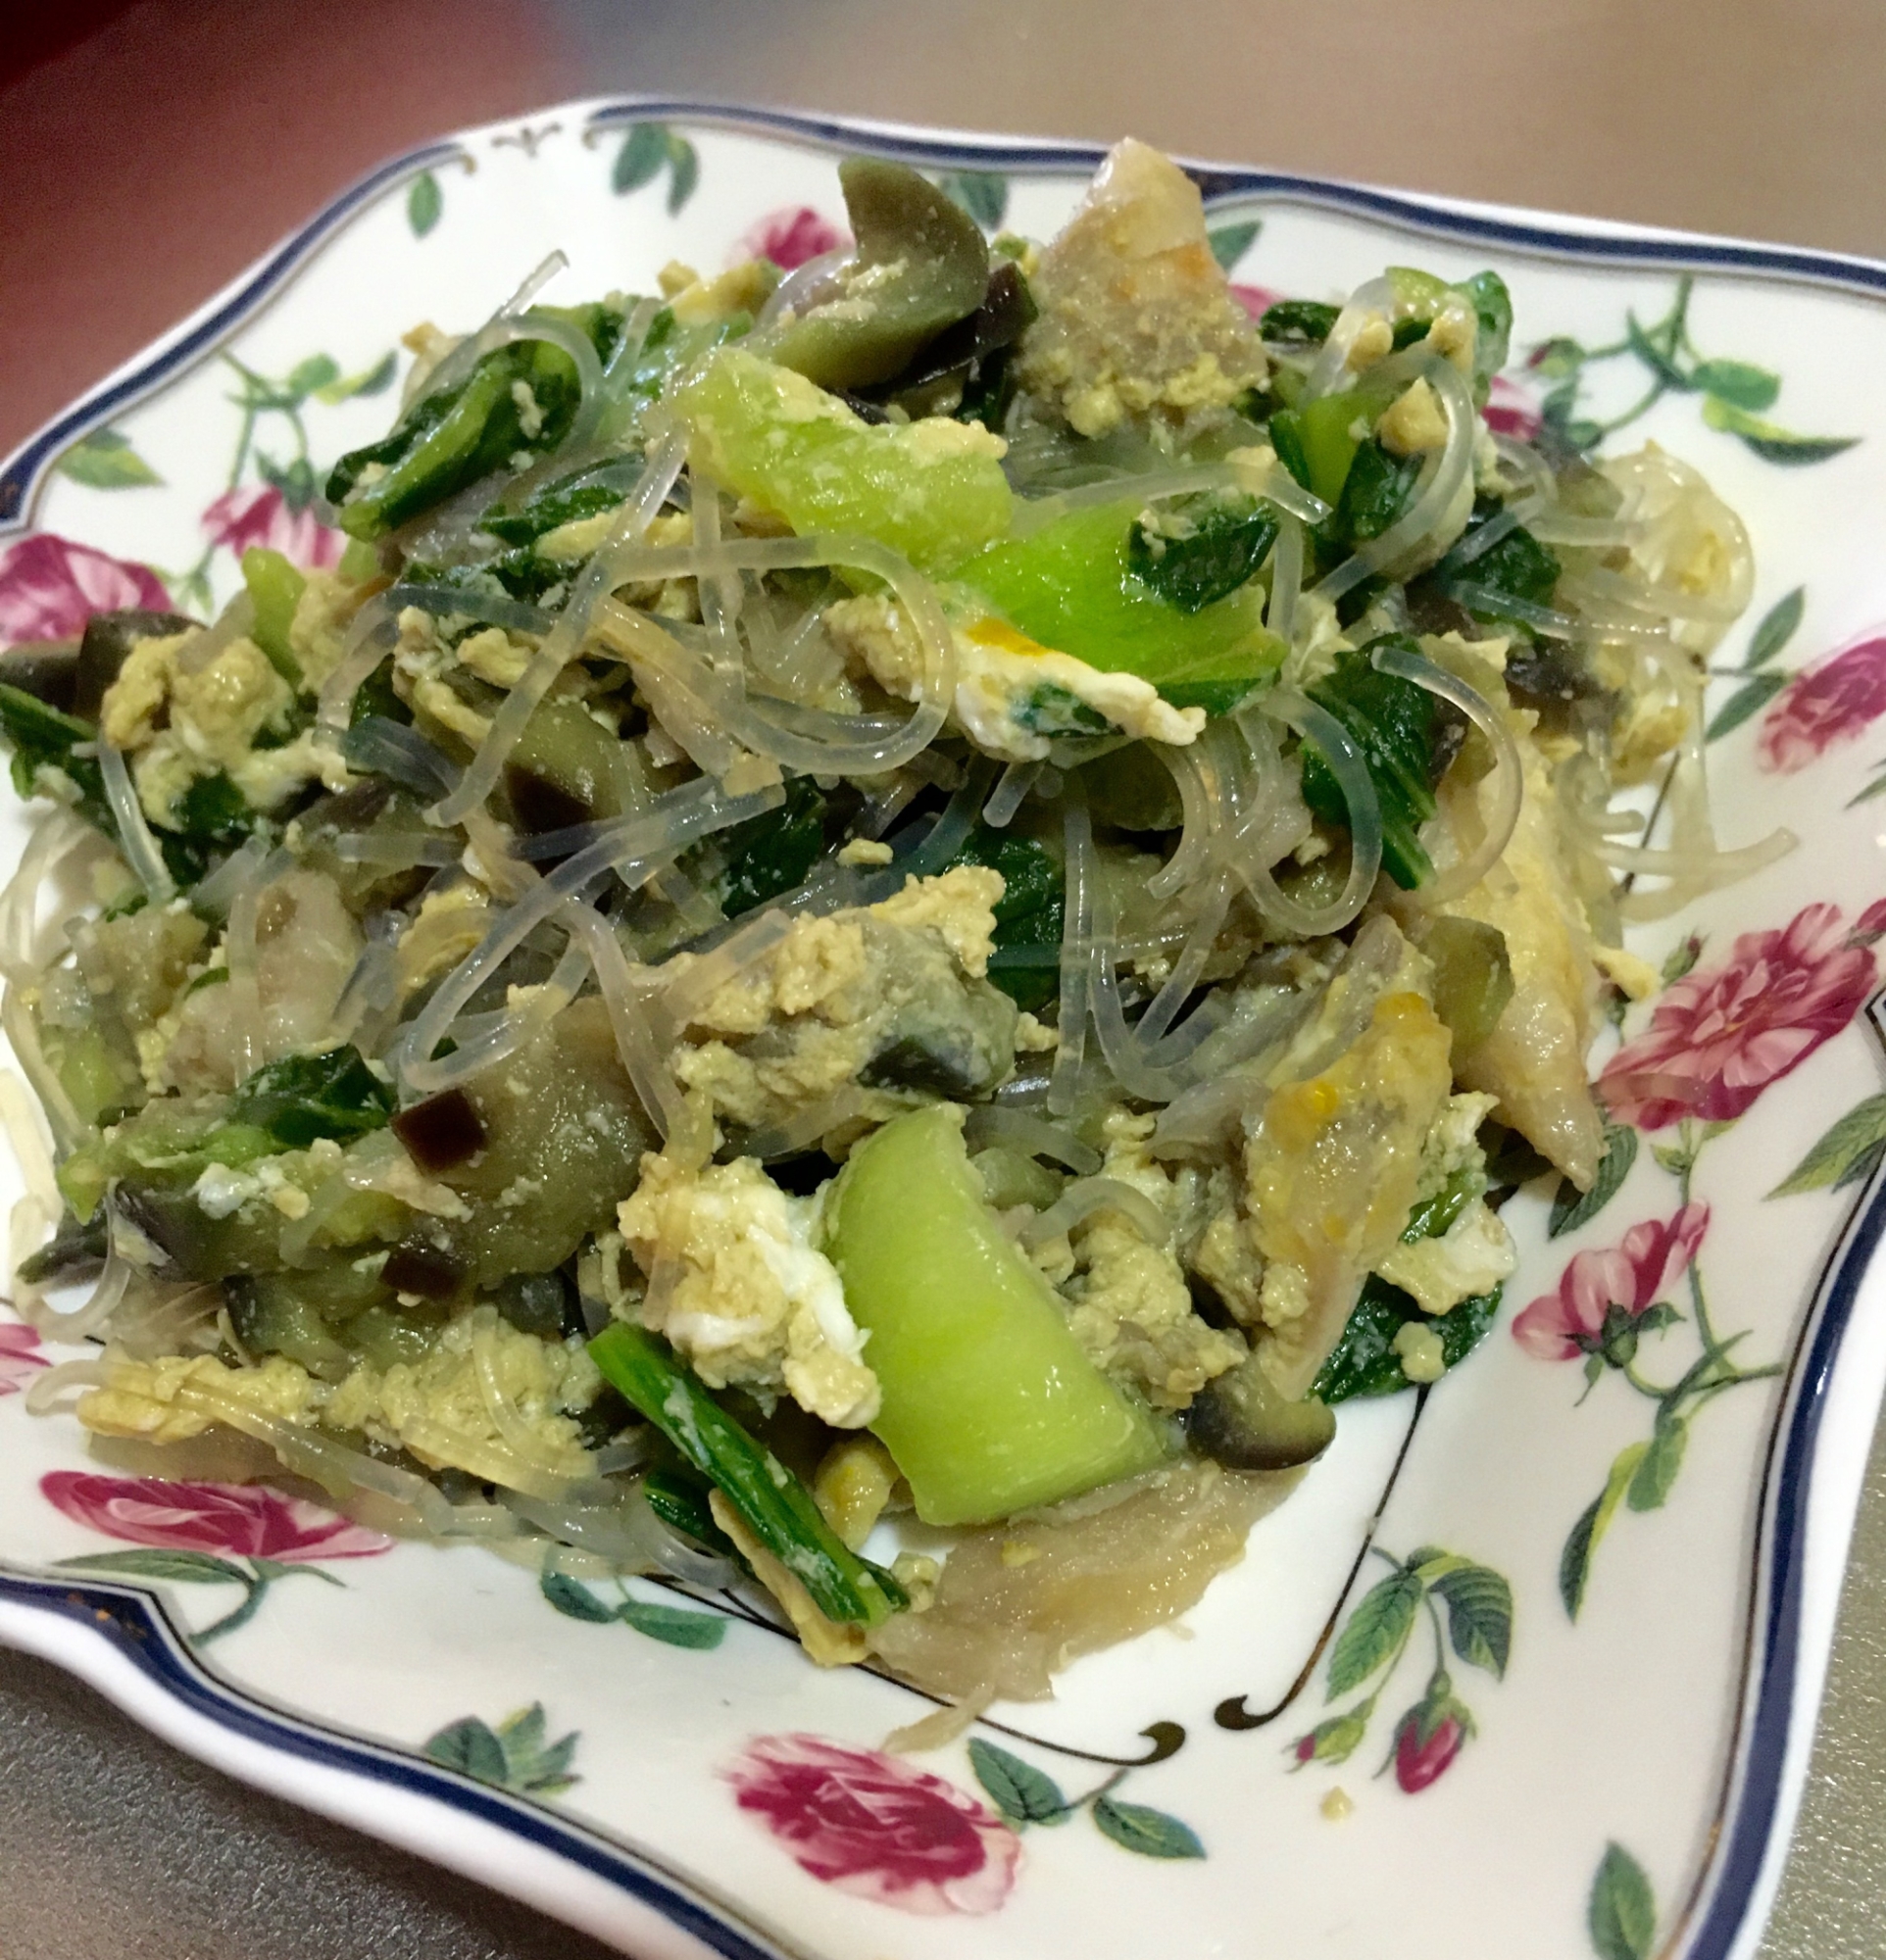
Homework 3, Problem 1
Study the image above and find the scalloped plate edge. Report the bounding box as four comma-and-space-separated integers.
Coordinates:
3, 95, 1886, 1960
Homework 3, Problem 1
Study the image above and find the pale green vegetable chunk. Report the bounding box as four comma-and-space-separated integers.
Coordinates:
674, 348, 1013, 574
822, 1105, 1170, 1525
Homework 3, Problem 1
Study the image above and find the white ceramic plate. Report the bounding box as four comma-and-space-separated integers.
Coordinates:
4, 100, 1886, 1960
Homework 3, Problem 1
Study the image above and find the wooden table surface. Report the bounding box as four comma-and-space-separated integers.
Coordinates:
2, 2, 1883, 1952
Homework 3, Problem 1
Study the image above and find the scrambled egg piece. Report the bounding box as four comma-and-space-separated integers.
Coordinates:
620, 1151, 877, 1428
1059, 1111, 1245, 1410
669, 869, 1018, 1136
289, 570, 374, 692
1016, 138, 1266, 439
1377, 377, 1450, 458
659, 256, 779, 327
1375, 1200, 1515, 1317
101, 629, 349, 826
391, 606, 496, 747
78, 1352, 323, 1445
822, 592, 1205, 764
1371, 1091, 1516, 1317
80, 1309, 601, 1500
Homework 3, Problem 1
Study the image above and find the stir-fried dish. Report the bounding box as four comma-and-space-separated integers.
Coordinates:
0, 141, 1768, 1701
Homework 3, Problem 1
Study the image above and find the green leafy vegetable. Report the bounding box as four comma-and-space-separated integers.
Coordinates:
713, 776, 829, 917
0, 682, 113, 830
1456, 270, 1513, 398
1258, 298, 1340, 345
586, 1323, 906, 1627
1311, 1276, 1502, 1402
640, 1466, 744, 1561
325, 302, 624, 541
1300, 635, 1443, 889
480, 468, 632, 547
1430, 499, 1562, 618
1267, 387, 1373, 507
949, 825, 1064, 1012
226, 1046, 395, 1149
1127, 495, 1279, 613
1330, 439, 1422, 550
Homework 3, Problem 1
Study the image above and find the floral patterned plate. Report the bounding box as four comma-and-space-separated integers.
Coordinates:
4, 100, 1886, 1960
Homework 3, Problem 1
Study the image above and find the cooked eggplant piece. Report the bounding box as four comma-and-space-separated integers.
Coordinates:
1185, 1352, 1336, 1470
0, 639, 80, 712
768, 160, 990, 392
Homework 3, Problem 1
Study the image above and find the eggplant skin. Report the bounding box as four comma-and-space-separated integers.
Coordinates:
0, 640, 81, 714
1185, 1353, 1335, 1470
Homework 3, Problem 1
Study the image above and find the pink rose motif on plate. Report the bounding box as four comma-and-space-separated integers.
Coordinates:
741, 208, 849, 272
202, 484, 343, 570
1482, 372, 1543, 441
1758, 631, 1886, 773
722, 1733, 1019, 1916
1513, 1203, 1711, 1361
0, 533, 171, 647
41, 1472, 391, 1562
1598, 904, 1877, 1131
0, 1323, 46, 1395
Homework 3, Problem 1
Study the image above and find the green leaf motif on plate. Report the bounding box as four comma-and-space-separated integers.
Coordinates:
423, 1703, 580, 1796
57, 428, 163, 490
539, 1568, 616, 1623
1626, 1413, 1689, 1512
612, 122, 670, 195
666, 136, 700, 217
1707, 669, 1791, 742
1561, 1443, 1649, 1620
1700, 394, 1859, 465
610, 123, 699, 214
1429, 1563, 1514, 1680
59, 1548, 249, 1587
1660, 933, 1705, 985
1325, 1569, 1421, 1697
618, 1595, 727, 1649
1688, 357, 1780, 412
407, 171, 443, 238
968, 1739, 1069, 1826
314, 351, 398, 405
1769, 1092, 1886, 1197
1207, 218, 1262, 272
1550, 1122, 1639, 1238
939, 170, 1009, 233
1588, 1841, 1658, 1960
1091, 1795, 1206, 1859
424, 1714, 509, 1785
1743, 585, 1806, 668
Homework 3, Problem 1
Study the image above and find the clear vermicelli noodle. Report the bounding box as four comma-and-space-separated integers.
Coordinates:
0, 137, 1780, 1699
